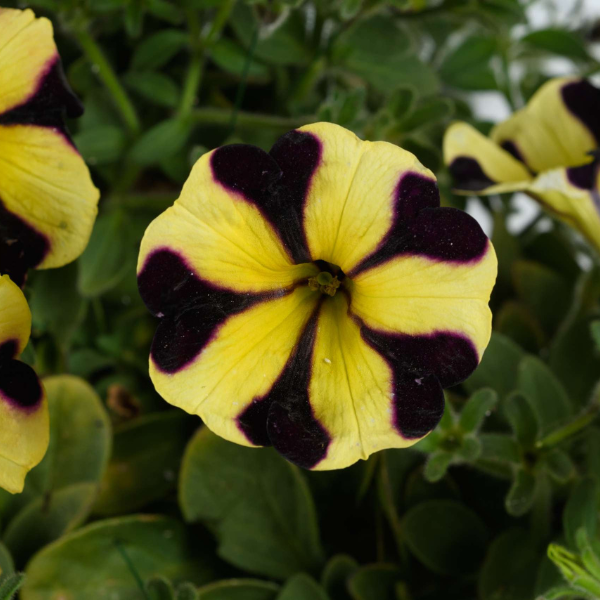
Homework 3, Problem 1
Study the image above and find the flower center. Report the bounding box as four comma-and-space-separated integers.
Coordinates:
308, 261, 344, 297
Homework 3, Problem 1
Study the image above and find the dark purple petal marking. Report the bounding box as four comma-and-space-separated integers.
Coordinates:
448, 156, 496, 191
359, 323, 479, 389
0, 359, 43, 411
264, 307, 331, 469
562, 80, 600, 145
237, 396, 272, 447
350, 173, 440, 275
0, 340, 18, 363
567, 159, 599, 190
138, 248, 279, 374
0, 57, 82, 132
393, 371, 445, 439
352, 205, 488, 276
0, 200, 49, 287
211, 131, 321, 264
268, 129, 321, 263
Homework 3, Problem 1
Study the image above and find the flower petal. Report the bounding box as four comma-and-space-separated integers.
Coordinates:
0, 125, 99, 272
0, 359, 49, 494
350, 234, 497, 387
142, 248, 320, 447
0, 274, 31, 357
491, 78, 600, 173
443, 122, 532, 193
0, 9, 81, 119
139, 147, 317, 294
267, 293, 444, 470
298, 122, 439, 272
525, 162, 600, 253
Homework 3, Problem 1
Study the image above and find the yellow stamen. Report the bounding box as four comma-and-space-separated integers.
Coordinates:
308, 272, 341, 297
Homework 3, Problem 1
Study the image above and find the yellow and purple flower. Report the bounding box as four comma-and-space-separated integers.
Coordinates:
0, 274, 48, 493
0, 8, 99, 493
444, 77, 600, 253
0, 8, 99, 287
138, 122, 497, 470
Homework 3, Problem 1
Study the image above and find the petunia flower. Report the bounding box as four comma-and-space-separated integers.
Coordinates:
0, 274, 48, 493
138, 122, 497, 470
0, 8, 99, 287
444, 77, 600, 253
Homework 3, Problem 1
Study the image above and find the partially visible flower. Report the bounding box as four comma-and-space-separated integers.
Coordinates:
0, 8, 99, 286
138, 122, 497, 470
444, 77, 600, 253
0, 274, 48, 493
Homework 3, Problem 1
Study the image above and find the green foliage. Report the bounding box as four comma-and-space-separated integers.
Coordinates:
2, 1, 600, 598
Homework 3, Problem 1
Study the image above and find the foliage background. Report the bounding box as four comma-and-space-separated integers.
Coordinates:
2, 0, 600, 598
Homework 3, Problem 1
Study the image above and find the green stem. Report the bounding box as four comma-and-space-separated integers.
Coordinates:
204, 0, 236, 47
229, 23, 260, 136
73, 28, 140, 136
191, 107, 315, 130
536, 405, 600, 450
178, 9, 203, 117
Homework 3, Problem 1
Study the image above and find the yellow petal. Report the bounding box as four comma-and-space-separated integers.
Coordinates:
526, 163, 600, 253
0, 274, 31, 356
300, 122, 438, 273
139, 148, 316, 294
0, 361, 49, 494
443, 122, 532, 193
491, 77, 600, 173
149, 284, 319, 447
0, 9, 56, 115
350, 242, 497, 385
0, 125, 99, 269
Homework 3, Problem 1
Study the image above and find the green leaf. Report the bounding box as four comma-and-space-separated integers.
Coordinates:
179, 428, 324, 580
347, 564, 403, 600
505, 469, 536, 517
19, 376, 111, 505
131, 29, 189, 70
403, 500, 488, 575
478, 434, 521, 465
231, 4, 310, 66
177, 583, 199, 600
543, 449, 575, 484
440, 36, 497, 90
73, 125, 126, 165
522, 29, 590, 60
333, 16, 438, 95
504, 391, 539, 448
130, 118, 192, 165
516, 356, 572, 437
464, 333, 525, 400
146, 576, 175, 600
399, 97, 454, 132
21, 516, 215, 599
0, 544, 14, 578
0, 572, 25, 600
196, 579, 279, 599
4, 483, 98, 567
478, 529, 539, 600
277, 574, 328, 600
29, 263, 83, 344
387, 86, 416, 121
550, 316, 600, 407
321, 555, 358, 600
124, 71, 179, 107
93, 412, 196, 516
564, 477, 599, 550
591, 320, 600, 351
536, 586, 585, 600
459, 388, 498, 433
512, 260, 571, 335
147, 0, 183, 24
423, 452, 453, 483
496, 301, 545, 353
210, 39, 270, 79
78, 210, 132, 297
